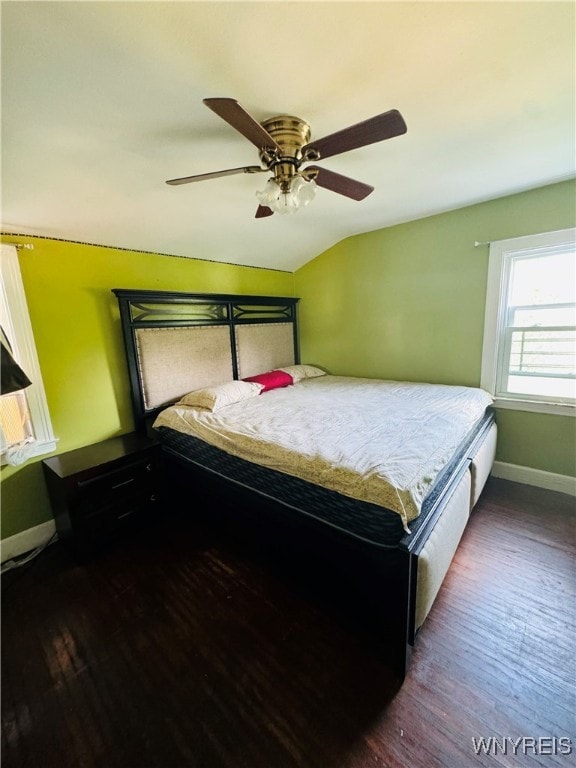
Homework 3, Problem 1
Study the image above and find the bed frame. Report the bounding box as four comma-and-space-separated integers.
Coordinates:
113, 288, 497, 683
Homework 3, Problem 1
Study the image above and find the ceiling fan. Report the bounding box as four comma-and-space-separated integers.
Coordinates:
166, 98, 407, 218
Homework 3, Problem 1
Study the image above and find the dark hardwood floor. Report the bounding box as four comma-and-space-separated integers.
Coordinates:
2, 477, 574, 768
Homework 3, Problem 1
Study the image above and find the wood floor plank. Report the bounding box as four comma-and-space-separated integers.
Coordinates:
2, 477, 575, 767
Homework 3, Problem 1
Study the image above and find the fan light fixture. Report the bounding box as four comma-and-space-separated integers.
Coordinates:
166, 98, 407, 219
256, 175, 317, 215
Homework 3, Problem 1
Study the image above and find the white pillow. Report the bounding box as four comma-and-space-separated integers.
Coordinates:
277, 364, 327, 383
177, 380, 263, 412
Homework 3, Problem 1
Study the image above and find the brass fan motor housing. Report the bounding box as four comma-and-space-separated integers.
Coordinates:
259, 116, 311, 161
259, 115, 312, 190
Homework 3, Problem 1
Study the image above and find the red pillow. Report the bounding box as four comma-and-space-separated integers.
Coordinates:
242, 369, 293, 392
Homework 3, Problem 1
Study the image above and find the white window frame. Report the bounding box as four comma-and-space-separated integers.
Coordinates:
481, 228, 576, 417
0, 244, 57, 463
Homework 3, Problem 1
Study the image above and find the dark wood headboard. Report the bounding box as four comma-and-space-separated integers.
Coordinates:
112, 289, 300, 432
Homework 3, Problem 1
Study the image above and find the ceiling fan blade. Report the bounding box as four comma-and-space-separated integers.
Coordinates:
255, 205, 274, 218
166, 166, 266, 185
304, 166, 374, 201
203, 98, 282, 153
302, 109, 407, 161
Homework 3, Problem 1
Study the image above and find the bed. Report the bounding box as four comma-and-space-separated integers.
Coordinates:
113, 288, 497, 682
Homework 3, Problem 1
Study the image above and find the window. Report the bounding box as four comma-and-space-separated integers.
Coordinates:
0, 244, 56, 464
481, 228, 575, 416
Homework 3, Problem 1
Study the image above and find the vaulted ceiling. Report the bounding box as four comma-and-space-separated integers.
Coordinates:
1, 1, 574, 271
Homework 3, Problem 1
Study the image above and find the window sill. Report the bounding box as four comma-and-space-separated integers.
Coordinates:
493, 397, 576, 417
1, 438, 58, 467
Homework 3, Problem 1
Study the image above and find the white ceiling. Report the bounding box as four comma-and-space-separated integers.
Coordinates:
1, 1, 574, 272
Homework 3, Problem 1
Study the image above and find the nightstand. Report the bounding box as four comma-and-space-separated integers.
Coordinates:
42, 432, 163, 555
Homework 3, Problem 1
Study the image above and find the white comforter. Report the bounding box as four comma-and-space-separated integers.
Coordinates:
153, 376, 493, 530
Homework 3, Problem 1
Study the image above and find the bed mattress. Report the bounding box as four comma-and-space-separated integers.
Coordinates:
156, 409, 493, 548
154, 376, 494, 547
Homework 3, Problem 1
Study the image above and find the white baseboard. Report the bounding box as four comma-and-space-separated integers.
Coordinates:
492, 461, 576, 496
1, 519, 57, 564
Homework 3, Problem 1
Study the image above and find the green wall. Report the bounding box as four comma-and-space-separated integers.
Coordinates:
0, 236, 294, 539
294, 180, 576, 477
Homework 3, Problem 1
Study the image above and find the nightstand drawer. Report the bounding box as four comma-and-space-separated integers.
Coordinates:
74, 457, 158, 510
79, 480, 158, 521
79, 491, 159, 541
